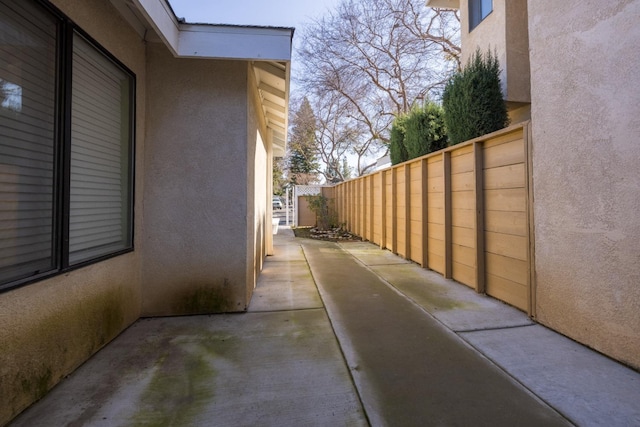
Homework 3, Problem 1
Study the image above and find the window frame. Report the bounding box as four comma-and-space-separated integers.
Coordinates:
468, 0, 493, 32
0, 0, 136, 292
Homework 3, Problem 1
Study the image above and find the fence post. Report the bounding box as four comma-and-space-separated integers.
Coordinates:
474, 142, 486, 293
404, 164, 411, 260
380, 171, 387, 249
391, 167, 398, 254
421, 158, 429, 268
443, 151, 452, 279
525, 121, 536, 317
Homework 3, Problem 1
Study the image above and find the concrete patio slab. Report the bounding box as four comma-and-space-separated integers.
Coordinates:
248, 259, 322, 312
10, 310, 366, 427
340, 242, 533, 332
302, 239, 569, 427
336, 242, 412, 266
9, 228, 640, 427
460, 324, 640, 427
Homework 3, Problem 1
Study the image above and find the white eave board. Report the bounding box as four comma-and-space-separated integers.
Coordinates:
132, 0, 293, 61
425, 0, 460, 8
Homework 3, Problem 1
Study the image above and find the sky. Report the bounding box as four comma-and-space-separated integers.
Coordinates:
168, 0, 340, 30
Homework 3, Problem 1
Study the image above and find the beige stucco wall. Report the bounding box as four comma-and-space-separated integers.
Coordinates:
141, 44, 252, 315
529, 0, 640, 369
0, 0, 146, 424
461, 0, 530, 106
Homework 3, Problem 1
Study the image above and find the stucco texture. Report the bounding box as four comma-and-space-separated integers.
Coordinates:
529, 0, 640, 369
0, 0, 146, 424
141, 44, 251, 316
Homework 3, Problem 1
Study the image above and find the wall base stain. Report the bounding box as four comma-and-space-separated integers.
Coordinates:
2, 287, 132, 426
175, 279, 243, 314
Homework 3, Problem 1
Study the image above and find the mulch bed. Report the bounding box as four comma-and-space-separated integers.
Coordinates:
292, 227, 362, 242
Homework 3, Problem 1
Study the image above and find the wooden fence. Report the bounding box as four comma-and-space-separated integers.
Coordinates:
334, 122, 534, 314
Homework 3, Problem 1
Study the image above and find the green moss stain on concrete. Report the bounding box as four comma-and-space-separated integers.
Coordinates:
130, 330, 230, 426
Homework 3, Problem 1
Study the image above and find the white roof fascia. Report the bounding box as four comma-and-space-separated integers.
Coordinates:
131, 0, 292, 61
425, 0, 460, 9
178, 25, 292, 61
132, 0, 181, 55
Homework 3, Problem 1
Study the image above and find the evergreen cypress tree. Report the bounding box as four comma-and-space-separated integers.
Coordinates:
442, 48, 509, 145
288, 97, 319, 184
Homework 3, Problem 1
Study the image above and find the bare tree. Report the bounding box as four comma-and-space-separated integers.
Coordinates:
295, 0, 459, 177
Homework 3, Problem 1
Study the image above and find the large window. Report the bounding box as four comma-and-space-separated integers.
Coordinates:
469, 0, 492, 31
0, 0, 135, 290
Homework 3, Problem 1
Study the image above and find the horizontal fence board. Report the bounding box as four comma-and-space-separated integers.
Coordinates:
486, 273, 528, 311
427, 207, 445, 225
410, 163, 422, 182
485, 231, 527, 261
452, 243, 476, 267
452, 225, 476, 248
451, 143, 474, 156
427, 222, 445, 241
427, 192, 444, 209
484, 163, 525, 190
451, 208, 475, 229
482, 129, 523, 149
483, 138, 525, 169
451, 171, 475, 191
428, 251, 445, 274
485, 252, 527, 286
485, 188, 527, 212
485, 210, 527, 236
451, 151, 474, 174
427, 180, 444, 193
453, 261, 476, 288
452, 190, 474, 208
427, 161, 443, 177
428, 237, 445, 256
410, 205, 422, 219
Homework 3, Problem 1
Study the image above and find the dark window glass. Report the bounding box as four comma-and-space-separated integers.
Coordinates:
469, 0, 493, 31
0, 0, 57, 284
0, 0, 135, 290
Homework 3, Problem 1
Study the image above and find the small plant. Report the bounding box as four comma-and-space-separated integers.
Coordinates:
304, 194, 338, 231
442, 48, 509, 145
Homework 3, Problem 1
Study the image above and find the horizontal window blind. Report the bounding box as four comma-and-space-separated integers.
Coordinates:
0, 0, 57, 284
69, 33, 132, 264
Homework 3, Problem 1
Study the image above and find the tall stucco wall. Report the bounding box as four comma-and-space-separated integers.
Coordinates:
0, 0, 146, 424
529, 0, 640, 369
142, 44, 249, 316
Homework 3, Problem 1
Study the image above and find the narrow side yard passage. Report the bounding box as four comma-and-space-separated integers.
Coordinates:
302, 238, 569, 426
9, 228, 640, 426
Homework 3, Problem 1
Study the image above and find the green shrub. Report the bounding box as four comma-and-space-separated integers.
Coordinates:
389, 103, 448, 165
389, 115, 408, 165
404, 103, 448, 159
442, 48, 509, 145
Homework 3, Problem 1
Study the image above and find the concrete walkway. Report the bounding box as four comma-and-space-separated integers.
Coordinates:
9, 228, 640, 426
